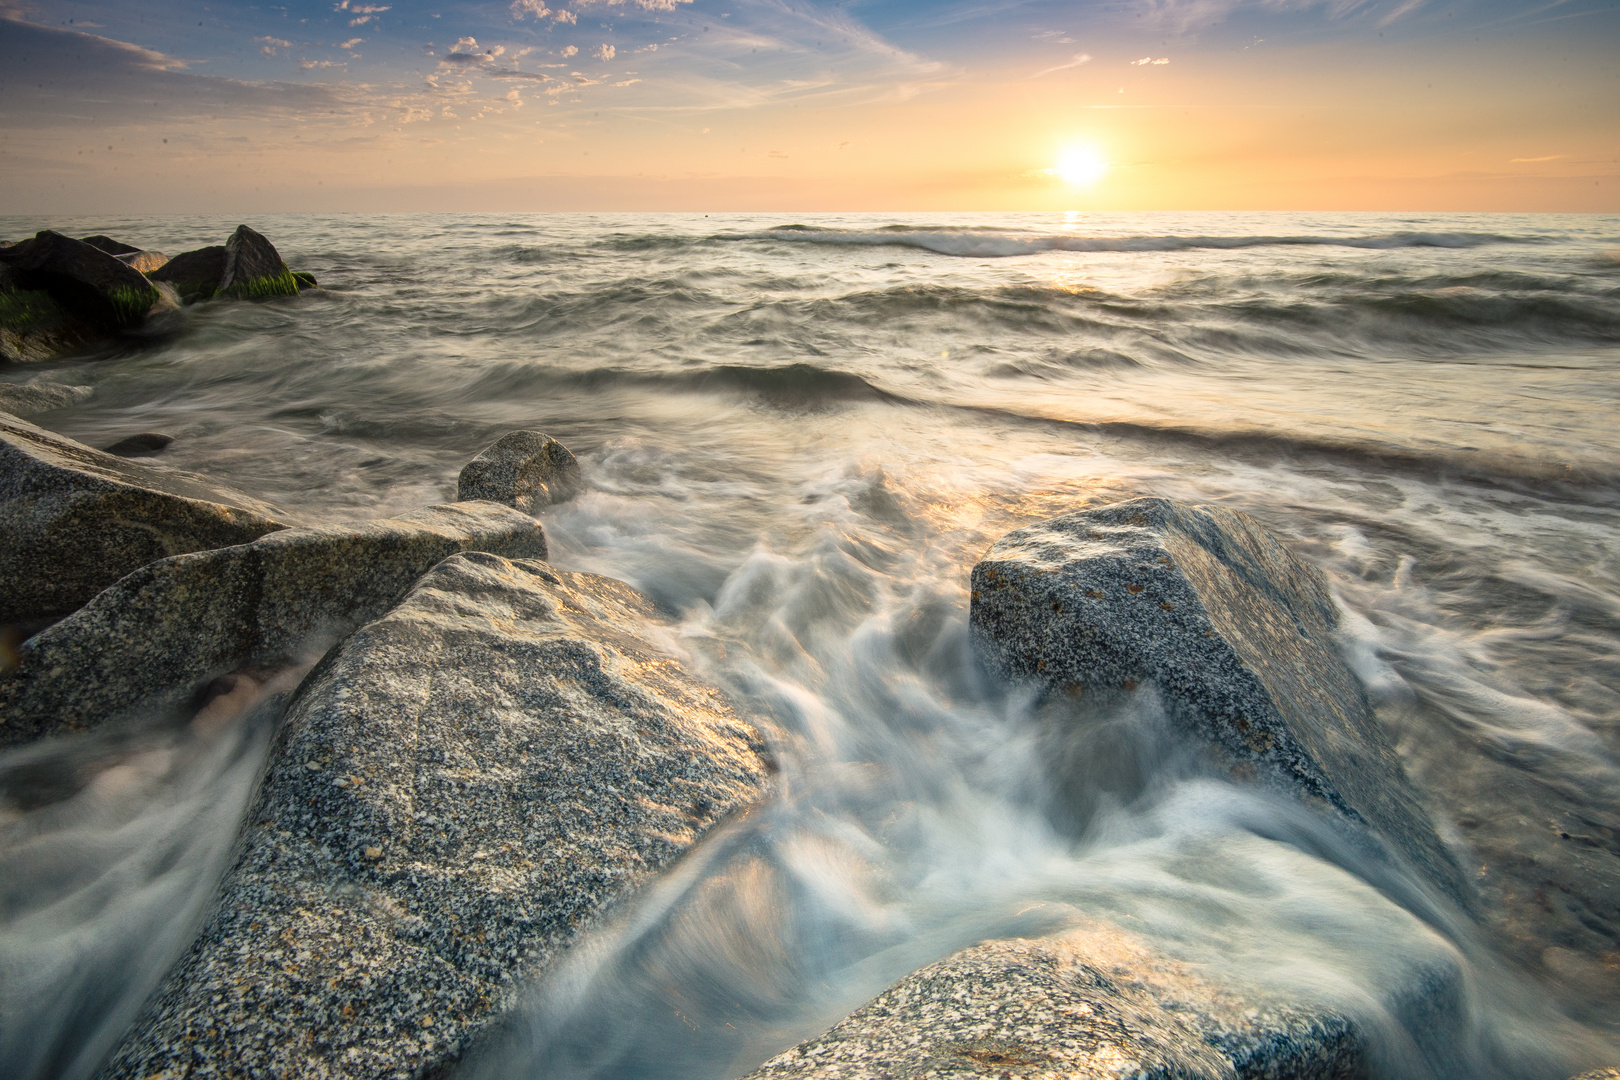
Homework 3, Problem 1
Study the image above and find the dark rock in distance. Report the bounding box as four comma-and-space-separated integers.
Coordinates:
219, 224, 299, 300
101, 432, 174, 457
0, 411, 287, 628
969, 496, 1467, 902
0, 500, 548, 748
77, 235, 140, 257
0, 230, 162, 332
147, 245, 226, 304
102, 552, 772, 1080
0, 266, 102, 364
457, 430, 582, 513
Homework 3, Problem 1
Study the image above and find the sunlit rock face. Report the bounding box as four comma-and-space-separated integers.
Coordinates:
741, 917, 1472, 1080
0, 411, 287, 628
99, 553, 772, 1080
969, 497, 1467, 903
0, 501, 545, 747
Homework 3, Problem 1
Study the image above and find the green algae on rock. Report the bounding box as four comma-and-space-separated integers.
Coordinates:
0, 411, 288, 629
0, 230, 161, 332
969, 496, 1468, 904
0, 501, 548, 748
220, 224, 300, 300
101, 552, 772, 1080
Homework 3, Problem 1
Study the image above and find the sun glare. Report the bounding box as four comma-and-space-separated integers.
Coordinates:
1055, 147, 1109, 187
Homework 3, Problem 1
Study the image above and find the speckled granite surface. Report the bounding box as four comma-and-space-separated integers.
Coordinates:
99, 552, 772, 1080
0, 410, 286, 626
457, 430, 581, 513
969, 496, 1466, 902
741, 923, 1373, 1080
0, 502, 546, 747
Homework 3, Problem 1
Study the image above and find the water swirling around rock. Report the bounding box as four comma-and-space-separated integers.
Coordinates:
1, 210, 1618, 1079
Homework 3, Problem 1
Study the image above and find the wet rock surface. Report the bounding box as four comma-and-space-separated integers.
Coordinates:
741, 922, 1405, 1080
457, 429, 583, 513
147, 245, 227, 304
0, 376, 94, 417
101, 552, 771, 1080
219, 224, 298, 299
969, 496, 1466, 901
0, 501, 547, 748
100, 432, 175, 457
0, 411, 287, 627
0, 230, 161, 332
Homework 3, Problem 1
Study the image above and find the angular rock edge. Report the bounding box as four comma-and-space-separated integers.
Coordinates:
0, 501, 546, 747
0, 410, 288, 626
969, 496, 1468, 903
101, 552, 772, 1080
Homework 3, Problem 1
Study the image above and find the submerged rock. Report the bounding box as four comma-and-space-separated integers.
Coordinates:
102, 552, 771, 1080
0, 501, 547, 748
0, 377, 93, 417
146, 245, 226, 304
100, 432, 174, 457
743, 919, 1460, 1080
293, 270, 319, 289
457, 430, 583, 512
0, 230, 161, 332
219, 224, 299, 300
0, 412, 287, 628
969, 496, 1466, 901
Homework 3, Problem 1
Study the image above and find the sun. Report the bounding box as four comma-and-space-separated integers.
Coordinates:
1054, 146, 1109, 186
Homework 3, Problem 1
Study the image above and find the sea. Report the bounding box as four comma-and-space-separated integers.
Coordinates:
2, 211, 1618, 1079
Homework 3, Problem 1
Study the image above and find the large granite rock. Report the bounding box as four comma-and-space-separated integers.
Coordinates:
0, 230, 161, 332
0, 501, 547, 748
0, 411, 287, 627
147, 245, 226, 304
101, 552, 772, 1080
457, 430, 582, 513
219, 224, 299, 300
969, 497, 1466, 901
742, 919, 1459, 1080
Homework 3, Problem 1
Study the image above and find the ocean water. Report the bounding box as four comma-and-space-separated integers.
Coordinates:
2, 211, 1619, 1078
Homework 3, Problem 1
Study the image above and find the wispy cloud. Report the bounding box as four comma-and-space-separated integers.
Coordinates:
1510, 154, 1564, 162
1029, 52, 1092, 78
1130, 56, 1170, 64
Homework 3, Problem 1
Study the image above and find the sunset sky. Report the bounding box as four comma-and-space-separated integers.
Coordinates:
1, 0, 1615, 212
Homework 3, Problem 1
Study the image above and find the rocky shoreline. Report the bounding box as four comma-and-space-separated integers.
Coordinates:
0, 243, 1613, 1075
0, 225, 315, 365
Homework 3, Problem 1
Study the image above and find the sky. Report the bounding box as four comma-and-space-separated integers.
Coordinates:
0, 0, 1616, 212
